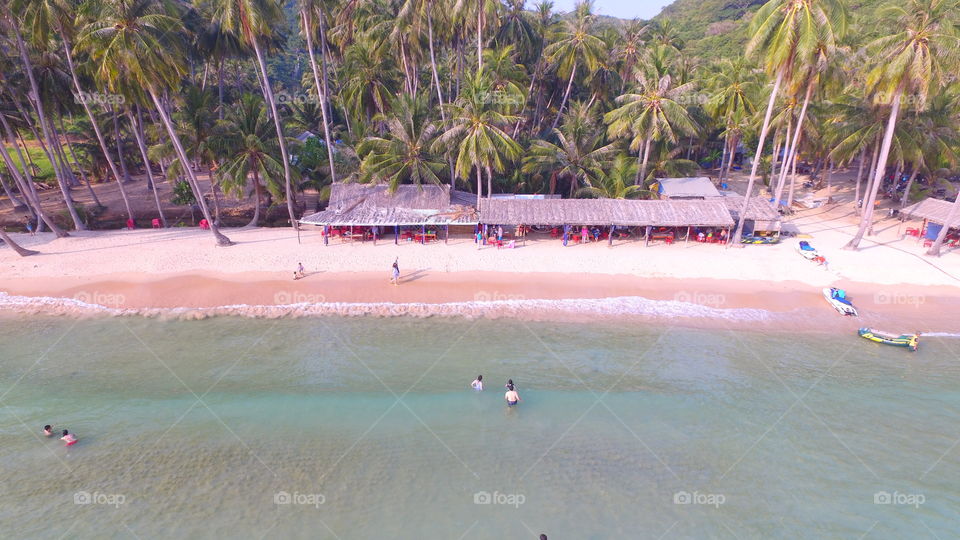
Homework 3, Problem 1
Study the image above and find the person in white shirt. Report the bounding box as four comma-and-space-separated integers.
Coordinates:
471, 375, 483, 391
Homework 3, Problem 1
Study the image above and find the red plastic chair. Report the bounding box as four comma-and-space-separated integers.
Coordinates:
152, 219, 161, 229
199, 219, 210, 230
126, 218, 135, 230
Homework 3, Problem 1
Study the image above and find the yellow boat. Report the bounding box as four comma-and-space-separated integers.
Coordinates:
858, 328, 919, 352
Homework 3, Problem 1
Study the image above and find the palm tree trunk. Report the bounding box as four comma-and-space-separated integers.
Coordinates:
246, 164, 262, 228
251, 40, 298, 229
926, 194, 959, 256
129, 108, 167, 227
486, 165, 493, 199
62, 34, 134, 220
475, 166, 482, 207
773, 109, 794, 208
42, 116, 85, 230
551, 62, 578, 131
853, 146, 866, 216
718, 131, 730, 180
825, 161, 834, 203
218, 60, 225, 120
61, 113, 101, 207
148, 87, 232, 246
0, 113, 66, 236
775, 77, 816, 208
0, 170, 24, 209
770, 128, 782, 181
787, 133, 801, 207
0, 229, 37, 256
9, 15, 83, 230
636, 136, 652, 185
845, 88, 903, 251
111, 106, 133, 184
900, 167, 919, 210
722, 134, 738, 182
477, 7, 483, 70
302, 8, 338, 185
515, 60, 538, 137
426, 3, 446, 121
0, 135, 64, 236
732, 69, 783, 245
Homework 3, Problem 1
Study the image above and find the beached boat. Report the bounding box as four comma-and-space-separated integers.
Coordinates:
797, 241, 820, 260
858, 328, 919, 351
823, 287, 858, 316
741, 234, 780, 244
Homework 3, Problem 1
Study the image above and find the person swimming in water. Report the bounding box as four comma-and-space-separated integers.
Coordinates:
505, 387, 521, 406
43, 425, 53, 437
471, 375, 483, 391
505, 379, 514, 390
60, 429, 77, 446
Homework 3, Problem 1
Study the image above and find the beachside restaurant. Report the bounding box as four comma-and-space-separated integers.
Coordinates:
298, 183, 478, 244
901, 198, 960, 248
478, 198, 735, 246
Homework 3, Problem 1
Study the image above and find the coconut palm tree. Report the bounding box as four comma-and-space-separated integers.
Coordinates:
77, 0, 232, 245
211, 94, 285, 227
300, 0, 338, 185
604, 71, 698, 185
542, 0, 604, 131
208, 0, 298, 229
574, 154, 647, 199
732, 0, 847, 245
356, 95, 445, 192
434, 72, 521, 205
844, 0, 960, 251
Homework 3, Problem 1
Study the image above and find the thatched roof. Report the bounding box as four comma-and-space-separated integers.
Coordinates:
300, 183, 478, 226
721, 194, 782, 223
902, 198, 960, 228
479, 198, 735, 227
657, 177, 721, 199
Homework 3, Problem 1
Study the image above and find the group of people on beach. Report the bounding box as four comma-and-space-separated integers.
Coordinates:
471, 375, 522, 406
43, 425, 77, 446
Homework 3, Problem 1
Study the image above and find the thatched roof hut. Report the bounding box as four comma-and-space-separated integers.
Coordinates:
299, 183, 478, 226
721, 194, 782, 231
479, 198, 734, 227
902, 198, 960, 228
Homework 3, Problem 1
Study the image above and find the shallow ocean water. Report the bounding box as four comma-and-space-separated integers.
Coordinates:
1, 316, 958, 539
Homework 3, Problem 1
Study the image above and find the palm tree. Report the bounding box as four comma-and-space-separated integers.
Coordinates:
523, 102, 616, 197
211, 94, 285, 227
209, 0, 298, 229
356, 95, 445, 192
732, 0, 846, 245
434, 72, 521, 205
77, 0, 232, 245
542, 0, 604, 131
844, 0, 960, 251
604, 72, 698, 185
705, 57, 760, 182
300, 0, 338, 185
574, 154, 646, 199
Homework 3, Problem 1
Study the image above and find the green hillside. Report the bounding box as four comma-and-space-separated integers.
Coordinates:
654, 0, 888, 60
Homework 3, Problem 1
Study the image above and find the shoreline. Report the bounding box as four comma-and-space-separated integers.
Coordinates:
2, 271, 957, 334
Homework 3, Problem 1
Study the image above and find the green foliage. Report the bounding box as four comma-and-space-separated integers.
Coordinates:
171, 181, 197, 206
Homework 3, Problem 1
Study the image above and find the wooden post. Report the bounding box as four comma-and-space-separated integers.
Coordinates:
608, 225, 614, 246
394, 225, 399, 245
323, 225, 329, 246
350, 224, 353, 244
445, 224, 449, 244
685, 226, 690, 244
645, 226, 651, 247
421, 224, 426, 244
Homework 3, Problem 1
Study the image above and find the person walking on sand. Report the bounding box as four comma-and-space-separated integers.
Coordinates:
296, 262, 305, 279
505, 386, 521, 407
471, 375, 483, 391
391, 259, 400, 285
475, 228, 483, 249
24, 217, 34, 236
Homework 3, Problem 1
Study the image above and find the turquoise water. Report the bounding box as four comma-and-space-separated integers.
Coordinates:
1, 316, 959, 539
